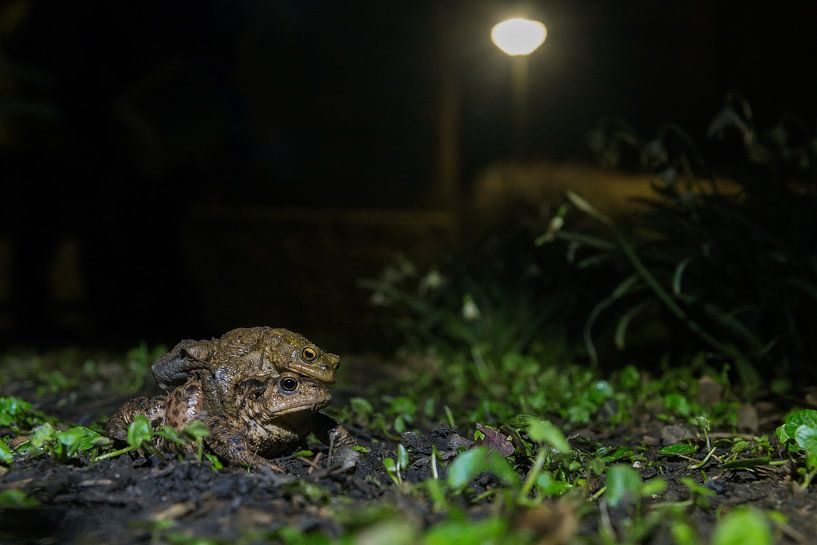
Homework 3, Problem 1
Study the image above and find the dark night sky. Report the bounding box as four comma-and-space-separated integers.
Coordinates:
1, 1, 816, 346
4, 1, 817, 206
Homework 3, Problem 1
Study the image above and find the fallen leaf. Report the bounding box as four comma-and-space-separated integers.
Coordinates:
475, 423, 515, 457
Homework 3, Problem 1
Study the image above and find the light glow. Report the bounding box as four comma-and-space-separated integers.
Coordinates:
491, 18, 547, 56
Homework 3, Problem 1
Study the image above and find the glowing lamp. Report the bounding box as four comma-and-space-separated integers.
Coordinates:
490, 18, 547, 56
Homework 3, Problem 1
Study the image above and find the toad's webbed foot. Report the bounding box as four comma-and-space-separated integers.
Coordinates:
312, 413, 356, 448
203, 415, 286, 471
312, 413, 358, 471
151, 339, 214, 390
106, 396, 166, 441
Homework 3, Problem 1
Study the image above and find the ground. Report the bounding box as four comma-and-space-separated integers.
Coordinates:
1, 350, 816, 545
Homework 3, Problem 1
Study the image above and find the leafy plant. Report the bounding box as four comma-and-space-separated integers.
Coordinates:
545, 99, 817, 388
24, 422, 111, 462
94, 414, 153, 462
776, 409, 817, 490
383, 443, 410, 486
1, 396, 111, 465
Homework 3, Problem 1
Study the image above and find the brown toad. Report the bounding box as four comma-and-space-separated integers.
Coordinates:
150, 327, 340, 418
107, 371, 355, 470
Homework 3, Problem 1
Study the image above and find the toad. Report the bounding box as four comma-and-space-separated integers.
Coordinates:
106, 371, 355, 470
150, 327, 340, 418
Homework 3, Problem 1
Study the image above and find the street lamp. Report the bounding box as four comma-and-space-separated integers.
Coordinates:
491, 18, 547, 158
491, 18, 547, 56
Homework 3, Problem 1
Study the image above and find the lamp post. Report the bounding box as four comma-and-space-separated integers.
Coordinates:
490, 18, 547, 159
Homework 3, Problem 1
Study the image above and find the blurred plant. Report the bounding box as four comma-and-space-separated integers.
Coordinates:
596, 464, 670, 544
359, 253, 564, 371
0, 437, 13, 465
711, 506, 773, 545
0, 396, 50, 432
360, 256, 590, 428
603, 465, 667, 509
680, 477, 716, 509
118, 342, 167, 395
0, 488, 39, 509
546, 95, 817, 389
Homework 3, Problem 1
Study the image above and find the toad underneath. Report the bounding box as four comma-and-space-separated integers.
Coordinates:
107, 371, 355, 470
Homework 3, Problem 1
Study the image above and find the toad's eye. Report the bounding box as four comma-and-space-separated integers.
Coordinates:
301, 347, 318, 361
280, 377, 299, 392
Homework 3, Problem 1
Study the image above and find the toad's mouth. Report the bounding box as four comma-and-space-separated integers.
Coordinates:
290, 362, 337, 383
268, 399, 330, 416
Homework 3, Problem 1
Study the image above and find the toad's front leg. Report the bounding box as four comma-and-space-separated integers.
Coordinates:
150, 339, 214, 390
203, 415, 286, 471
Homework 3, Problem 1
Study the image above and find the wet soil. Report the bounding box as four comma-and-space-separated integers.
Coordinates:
1, 356, 816, 544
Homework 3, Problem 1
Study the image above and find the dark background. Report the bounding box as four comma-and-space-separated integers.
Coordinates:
1, 1, 816, 349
